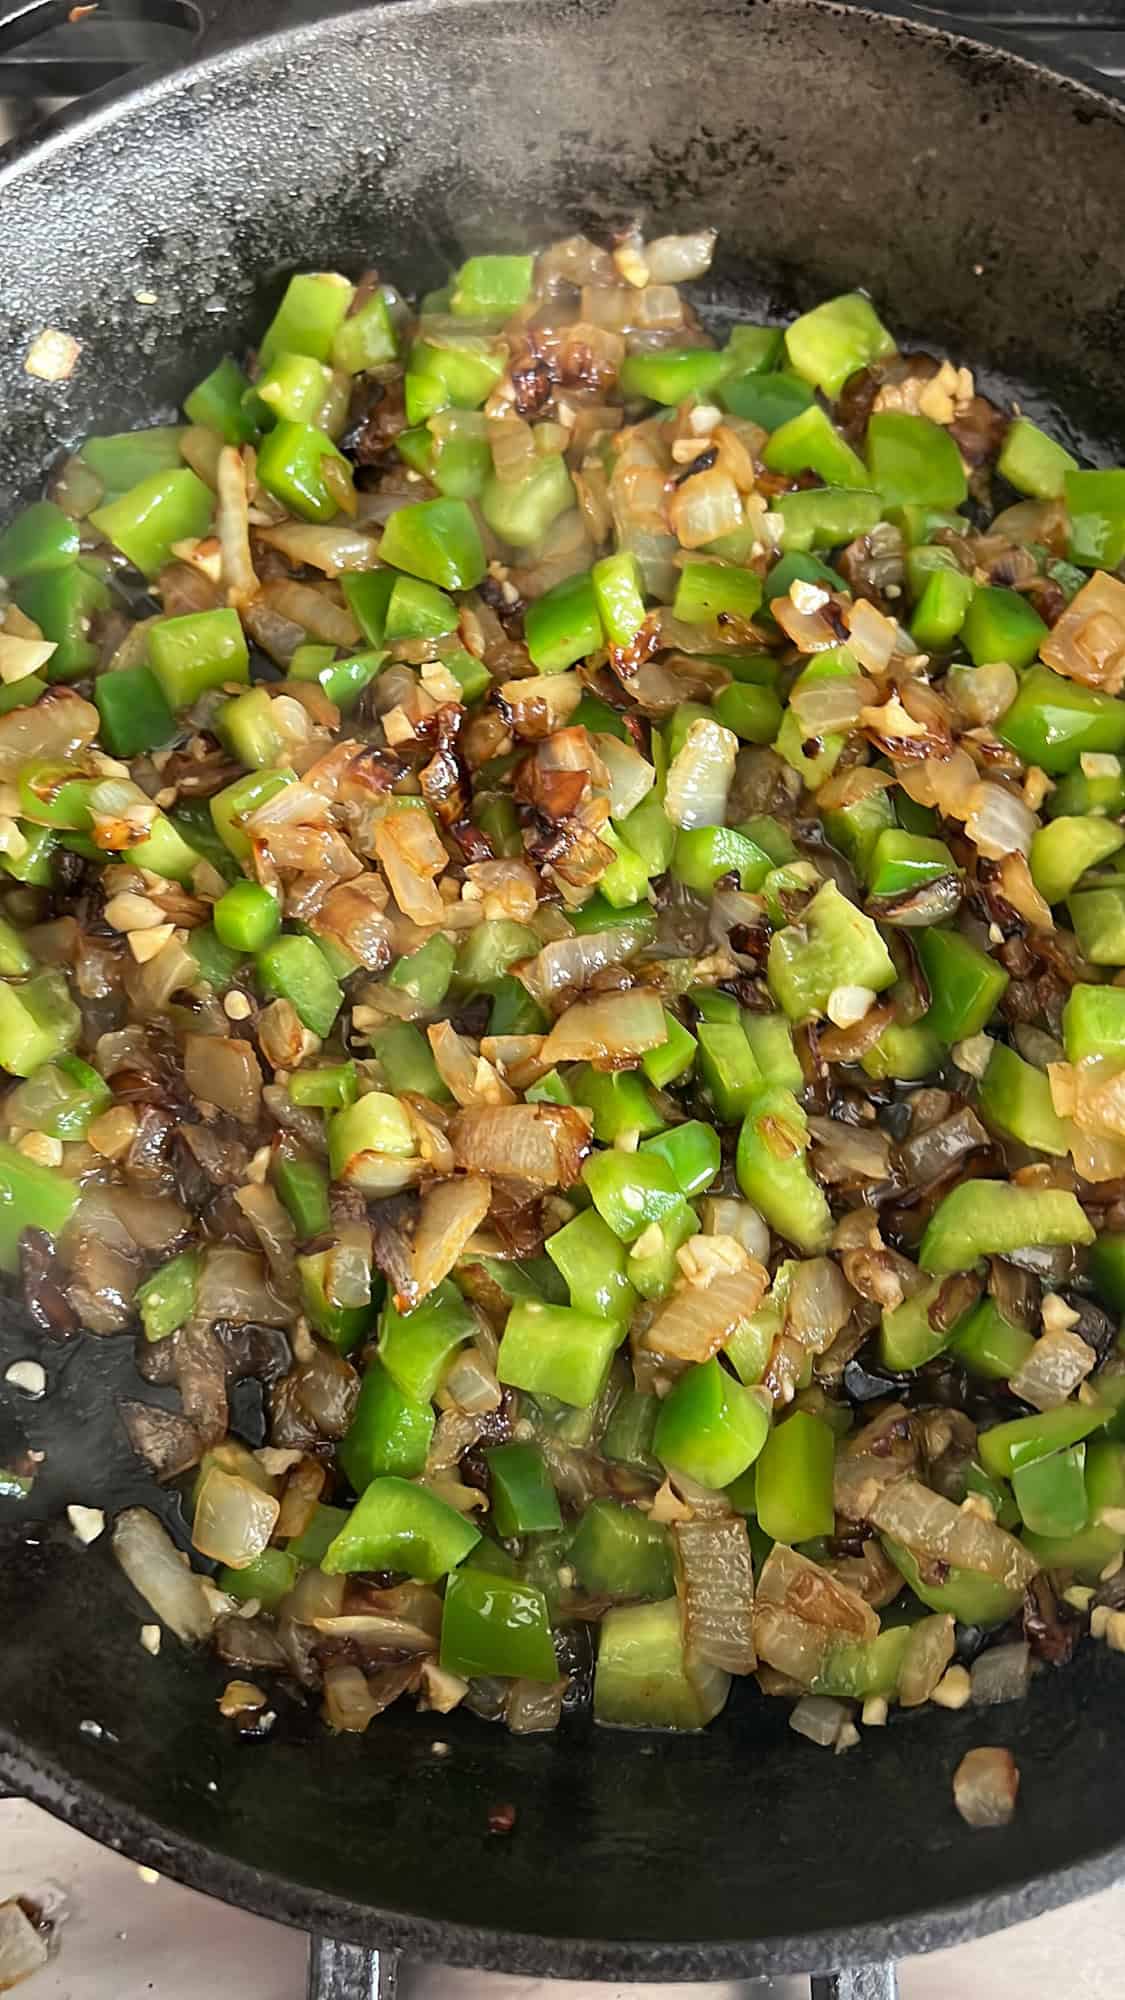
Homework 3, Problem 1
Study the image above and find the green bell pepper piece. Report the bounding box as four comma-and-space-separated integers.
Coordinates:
587, 550, 645, 649
257, 935, 342, 1037
912, 568, 977, 651
0, 920, 32, 978
777, 487, 883, 553
186, 925, 241, 992
979, 1401, 1109, 1481
882, 1536, 1022, 1627
94, 664, 176, 758
482, 454, 573, 549
860, 1020, 944, 1082
4, 1052, 109, 1142
289, 645, 386, 712
626, 1198, 698, 1302
865, 410, 967, 510
286, 1503, 351, 1566
149, 607, 249, 709
341, 571, 396, 648
184, 356, 258, 445
17, 762, 94, 833
1062, 983, 1125, 1063
763, 402, 868, 486
768, 878, 895, 1021
380, 1278, 476, 1402
774, 647, 863, 789
217, 1546, 298, 1611
213, 880, 281, 954
15, 562, 112, 679
570, 1498, 673, 1599
323, 1474, 479, 1582
821, 779, 896, 880
332, 289, 398, 373
594, 1596, 728, 1729
486, 974, 547, 1037
273, 1149, 332, 1239
878, 1276, 949, 1372
1031, 816, 1125, 903
977, 1041, 1071, 1156
619, 347, 731, 405
255, 351, 341, 430
486, 1441, 562, 1537
1069, 880, 1125, 964
209, 767, 296, 861
288, 1062, 357, 1110
914, 926, 1008, 1043
1012, 1443, 1088, 1538
654, 1356, 770, 1489
725, 324, 784, 374
256, 421, 352, 523
215, 686, 286, 770
449, 253, 533, 318
741, 1013, 803, 1091
498, 1297, 623, 1408
602, 1388, 660, 1467
440, 1565, 556, 1681
298, 1249, 378, 1354
999, 663, 1125, 774
0, 676, 46, 718
369, 1020, 451, 1102
581, 1148, 683, 1243
641, 1009, 696, 1088
920, 1181, 1093, 1273
948, 1297, 1036, 1381
455, 918, 539, 988
866, 828, 957, 899
545, 1208, 636, 1323
405, 335, 507, 423
89, 468, 212, 577
695, 1022, 762, 1123
0, 501, 80, 578
0, 970, 79, 1078
737, 1086, 832, 1254
0, 1138, 79, 1269
259, 273, 353, 368
997, 417, 1077, 500
379, 497, 486, 590
384, 575, 457, 641
339, 1361, 435, 1489
327, 1092, 414, 1183
1065, 468, 1125, 569
387, 932, 455, 1010
785, 293, 895, 398
1090, 1232, 1125, 1314
712, 682, 783, 744
639, 1120, 721, 1199
754, 1409, 835, 1542
812, 1626, 914, 1702
721, 371, 813, 430
962, 585, 1047, 669
80, 426, 184, 495
672, 560, 763, 627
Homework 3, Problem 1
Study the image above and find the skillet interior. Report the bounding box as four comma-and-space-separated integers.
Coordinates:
2, 0, 1125, 1974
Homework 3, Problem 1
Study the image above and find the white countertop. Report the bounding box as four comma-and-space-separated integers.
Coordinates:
3, 1798, 1124, 1999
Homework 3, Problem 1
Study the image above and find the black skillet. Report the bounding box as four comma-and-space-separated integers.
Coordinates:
2, 2, 1125, 1993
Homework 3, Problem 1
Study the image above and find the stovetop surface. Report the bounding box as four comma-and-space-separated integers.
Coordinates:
3, 5, 1125, 1995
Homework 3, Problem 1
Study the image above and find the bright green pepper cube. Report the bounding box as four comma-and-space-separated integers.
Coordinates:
978, 1402, 1109, 1481
948, 1298, 1036, 1381
379, 1278, 475, 1402
273, 1149, 332, 1238
1049, 761, 1125, 819
597, 824, 650, 909
673, 561, 764, 628
257, 934, 343, 1037
977, 1041, 1071, 1156
216, 686, 286, 770
741, 1013, 803, 1092
725, 325, 784, 375
187, 925, 242, 992
290, 645, 386, 713
1069, 881, 1125, 964
594, 1596, 729, 1730
878, 1276, 949, 1373
712, 681, 783, 744
482, 455, 573, 550
17, 762, 94, 833
568, 1066, 664, 1146
627, 1197, 698, 1302
81, 426, 184, 495
737, 1086, 832, 1254
259, 272, 353, 368
455, 918, 539, 987
754, 1409, 835, 1542
256, 421, 352, 523
387, 932, 455, 1009
592, 551, 647, 648
619, 347, 732, 405
722, 372, 814, 433
784, 293, 895, 398
641, 1010, 697, 1088
384, 574, 458, 641
323, 1474, 479, 1582
919, 1181, 1094, 1274
882, 1537, 1023, 1627
379, 497, 486, 590
997, 417, 1077, 501
777, 488, 883, 553
498, 1297, 623, 1407
450, 253, 534, 318
0, 1138, 79, 1269
768, 878, 895, 1021
0, 920, 32, 979
763, 402, 868, 487
148, 607, 249, 709
962, 585, 1047, 670
214, 880, 281, 954
339, 1361, 435, 1489
89, 468, 213, 578
332, 289, 398, 373
545, 1208, 636, 1323
0, 501, 80, 579
328, 1091, 414, 1183
440, 647, 491, 705
184, 356, 257, 445
370, 1019, 451, 1102
341, 570, 396, 648
95, 664, 176, 758
911, 569, 976, 651
486, 1441, 562, 1537
654, 1356, 770, 1489
865, 410, 967, 511
697, 1023, 763, 1123
866, 828, 957, 899
286, 1503, 351, 1566
1012, 1443, 1088, 1538
1030, 815, 1125, 904
134, 1249, 202, 1342
487, 974, 547, 1037
639, 1121, 721, 1198
999, 663, 1125, 774
570, 1497, 673, 1599
1065, 468, 1125, 570
14, 563, 110, 680
915, 926, 1008, 1042
0, 970, 79, 1078
405, 337, 507, 423
440, 1565, 557, 1681
217, 1546, 299, 1612
1063, 984, 1125, 1063
255, 351, 338, 428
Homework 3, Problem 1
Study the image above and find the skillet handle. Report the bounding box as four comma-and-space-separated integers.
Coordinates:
811, 1968, 898, 2000
307, 1938, 400, 2000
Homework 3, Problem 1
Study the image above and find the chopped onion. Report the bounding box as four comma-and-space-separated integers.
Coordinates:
184, 1032, 262, 1124
788, 1695, 854, 1748
1041, 570, 1125, 694
541, 988, 667, 1066
442, 1345, 502, 1414
898, 1613, 955, 1708
789, 676, 873, 734
669, 467, 743, 549
0, 686, 98, 772
261, 578, 360, 650
642, 229, 717, 283
772, 592, 839, 654
450, 1101, 592, 1186
323, 1219, 374, 1309
0, 1900, 51, 1986
845, 597, 898, 675
428, 1022, 514, 1108
870, 1478, 1039, 1591
699, 1196, 770, 1263
113, 1507, 219, 1643
259, 521, 380, 575
665, 716, 738, 829
198, 1246, 286, 1326
948, 659, 1018, 726
192, 1467, 280, 1568
506, 1678, 564, 1734
1009, 1327, 1095, 1410
312, 1612, 437, 1656
373, 809, 448, 926
971, 1641, 1032, 1707
517, 923, 649, 1006
964, 780, 1037, 860
673, 1515, 757, 1673
953, 1746, 1020, 1828
596, 734, 656, 819
785, 1256, 858, 1354
498, 672, 583, 737
409, 1174, 492, 1304
322, 1663, 381, 1734
216, 445, 259, 608
755, 1544, 877, 1685
646, 1265, 769, 1363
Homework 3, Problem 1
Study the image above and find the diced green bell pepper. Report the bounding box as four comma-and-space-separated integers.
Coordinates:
754, 1409, 835, 1542
997, 417, 1077, 501
763, 402, 868, 486
209, 767, 296, 862
184, 356, 258, 445
1065, 468, 1125, 570
641, 1009, 697, 1089
962, 585, 1047, 670
619, 347, 732, 405
370, 1020, 451, 1102
860, 1021, 944, 1082
15, 562, 112, 679
0, 501, 80, 579
920, 1181, 1094, 1273
298, 1249, 378, 1353
256, 421, 352, 523
737, 1087, 832, 1254
721, 371, 813, 430
712, 681, 783, 744
486, 1441, 562, 1537
777, 488, 883, 553
882, 1536, 1022, 1627
259, 273, 354, 368
95, 663, 176, 758
865, 410, 967, 511
785, 293, 895, 398
768, 878, 895, 1021
582, 1148, 684, 1243
911, 569, 976, 652
639, 1120, 721, 1199
498, 1297, 623, 1408
594, 1596, 729, 1729
977, 1041, 1071, 1156
741, 1012, 803, 1091
89, 469, 213, 578
673, 560, 763, 628
545, 1208, 636, 1324
948, 1297, 1036, 1381
627, 1198, 698, 1303
149, 607, 249, 709
4, 1051, 109, 1141
0, 1137, 79, 1269
1063, 983, 1125, 1063
914, 925, 1008, 1043
1031, 816, 1125, 904
332, 289, 398, 373
697, 1022, 763, 1123
978, 1401, 1109, 1481
878, 1277, 949, 1372
1069, 880, 1125, 965
379, 497, 486, 590
1012, 1443, 1088, 1538
214, 880, 281, 954
380, 1278, 476, 1402
440, 1565, 556, 1681
0, 970, 79, 1078
999, 663, 1125, 774
570, 1498, 673, 1599
654, 1356, 770, 1489
257, 934, 343, 1037
273, 1149, 332, 1239
339, 1361, 435, 1489
323, 1474, 479, 1581
866, 828, 958, 899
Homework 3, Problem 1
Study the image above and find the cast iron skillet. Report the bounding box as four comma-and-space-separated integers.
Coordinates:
2, 0, 1125, 1985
